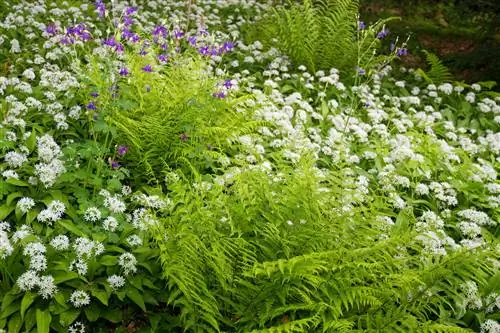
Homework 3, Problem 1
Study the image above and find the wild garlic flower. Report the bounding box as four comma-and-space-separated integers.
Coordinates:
50, 235, 70, 250
69, 290, 91, 308
107, 275, 126, 290
118, 252, 137, 275
83, 207, 102, 222
17, 197, 35, 213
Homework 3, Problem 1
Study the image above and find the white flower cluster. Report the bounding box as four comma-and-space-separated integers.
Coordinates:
34, 134, 65, 187
37, 200, 65, 224
17, 270, 58, 299
69, 238, 105, 276
118, 252, 137, 276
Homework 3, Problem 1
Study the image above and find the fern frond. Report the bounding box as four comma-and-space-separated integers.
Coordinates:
421, 50, 453, 83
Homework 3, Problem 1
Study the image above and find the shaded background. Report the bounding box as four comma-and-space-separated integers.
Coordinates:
359, 0, 500, 86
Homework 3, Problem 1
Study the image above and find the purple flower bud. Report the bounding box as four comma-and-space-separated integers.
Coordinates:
123, 16, 134, 26
46, 23, 58, 35
117, 145, 129, 155
119, 67, 129, 76
223, 79, 233, 89
397, 48, 408, 56
111, 160, 120, 169
377, 28, 389, 39
115, 43, 124, 52
87, 102, 97, 110
188, 36, 197, 46
90, 92, 99, 98
173, 30, 185, 39
124, 7, 137, 16
142, 64, 153, 73
102, 37, 117, 47
221, 41, 234, 53
158, 54, 168, 63
355, 66, 366, 76
358, 21, 366, 30
94, 0, 106, 19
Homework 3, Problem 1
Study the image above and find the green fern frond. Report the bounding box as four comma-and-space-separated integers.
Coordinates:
420, 50, 453, 84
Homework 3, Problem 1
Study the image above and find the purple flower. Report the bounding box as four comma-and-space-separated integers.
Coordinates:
124, 7, 137, 16
115, 43, 124, 52
377, 28, 389, 39
117, 145, 129, 156
355, 66, 366, 76
111, 160, 120, 169
90, 92, 99, 98
102, 37, 117, 47
188, 36, 197, 46
46, 23, 58, 35
123, 16, 134, 26
152, 25, 168, 42
223, 79, 233, 89
94, 0, 106, 19
173, 30, 185, 39
397, 48, 408, 56
221, 41, 234, 53
198, 46, 210, 56
358, 21, 366, 30
119, 67, 129, 76
213, 91, 226, 99
142, 64, 153, 73
158, 54, 168, 63
87, 102, 97, 110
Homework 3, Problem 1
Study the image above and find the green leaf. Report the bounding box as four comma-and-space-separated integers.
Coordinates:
26, 130, 37, 152
91, 289, 109, 306
36, 309, 51, 333
1, 292, 19, 312
25, 308, 37, 331
1, 302, 20, 320
99, 255, 117, 266
53, 271, 80, 285
101, 309, 121, 323
57, 220, 87, 237
6, 178, 29, 187
21, 292, 37, 319
84, 306, 101, 322
8, 313, 22, 333
59, 309, 80, 327
127, 288, 146, 312
0, 204, 15, 220
6, 192, 23, 206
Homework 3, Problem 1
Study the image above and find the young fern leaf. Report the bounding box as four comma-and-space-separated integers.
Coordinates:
420, 50, 453, 84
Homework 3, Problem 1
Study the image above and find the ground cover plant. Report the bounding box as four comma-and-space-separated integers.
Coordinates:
0, 0, 499, 332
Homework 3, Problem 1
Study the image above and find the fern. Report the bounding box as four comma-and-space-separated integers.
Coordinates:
417, 50, 453, 84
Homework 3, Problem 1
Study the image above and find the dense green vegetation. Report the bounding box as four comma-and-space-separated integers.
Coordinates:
0, 0, 499, 332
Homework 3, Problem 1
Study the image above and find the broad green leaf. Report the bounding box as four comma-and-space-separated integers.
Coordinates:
25, 308, 37, 331
6, 178, 29, 187
99, 255, 117, 266
36, 309, 51, 333
101, 309, 121, 323
0, 204, 15, 220
21, 292, 37, 319
57, 220, 86, 237
84, 306, 101, 322
91, 289, 109, 306
127, 288, 146, 312
1, 292, 19, 312
8, 313, 22, 333
59, 309, 80, 327
6, 192, 23, 206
